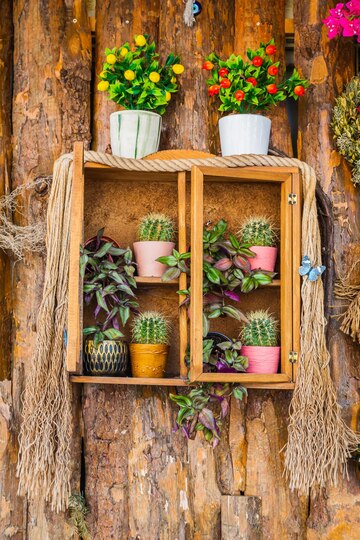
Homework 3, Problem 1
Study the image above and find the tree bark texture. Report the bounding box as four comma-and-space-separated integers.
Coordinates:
0, 1, 358, 538
295, 1, 360, 538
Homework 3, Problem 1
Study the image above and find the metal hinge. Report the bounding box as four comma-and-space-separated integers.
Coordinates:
288, 193, 297, 205
288, 351, 298, 364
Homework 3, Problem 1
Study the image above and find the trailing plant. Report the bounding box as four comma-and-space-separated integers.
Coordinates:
239, 216, 277, 247
331, 76, 360, 186
323, 2, 360, 42
132, 311, 169, 344
170, 382, 247, 447
185, 338, 248, 373
81, 228, 139, 346
97, 34, 184, 114
202, 38, 308, 113
158, 219, 275, 334
241, 310, 279, 347
138, 213, 175, 242
68, 492, 90, 539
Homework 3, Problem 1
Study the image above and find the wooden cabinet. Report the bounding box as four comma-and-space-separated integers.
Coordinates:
68, 143, 301, 390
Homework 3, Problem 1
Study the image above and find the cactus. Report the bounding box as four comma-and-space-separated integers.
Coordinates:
138, 213, 175, 242
132, 311, 169, 344
239, 216, 277, 247
241, 310, 279, 347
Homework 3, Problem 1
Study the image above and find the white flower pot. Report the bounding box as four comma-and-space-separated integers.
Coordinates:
219, 114, 271, 156
110, 110, 162, 159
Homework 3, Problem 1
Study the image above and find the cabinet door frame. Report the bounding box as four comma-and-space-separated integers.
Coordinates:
189, 166, 301, 385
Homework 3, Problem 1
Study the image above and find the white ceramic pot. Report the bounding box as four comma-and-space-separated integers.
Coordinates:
219, 114, 271, 156
110, 110, 162, 158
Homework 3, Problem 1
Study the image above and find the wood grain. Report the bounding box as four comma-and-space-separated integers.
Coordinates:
221, 495, 262, 539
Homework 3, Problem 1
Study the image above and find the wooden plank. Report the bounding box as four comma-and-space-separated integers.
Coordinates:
197, 373, 290, 383
190, 166, 204, 381
221, 495, 262, 540
197, 167, 293, 182
145, 149, 216, 160
285, 18, 294, 34
67, 142, 85, 373
178, 171, 188, 378
70, 376, 188, 386
291, 172, 301, 382
280, 176, 294, 379
135, 276, 178, 286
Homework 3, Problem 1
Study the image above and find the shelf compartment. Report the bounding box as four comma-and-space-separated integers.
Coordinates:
135, 276, 179, 286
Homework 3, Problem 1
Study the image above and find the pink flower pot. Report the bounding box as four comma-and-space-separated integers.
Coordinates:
249, 246, 278, 272
241, 345, 280, 374
133, 241, 175, 277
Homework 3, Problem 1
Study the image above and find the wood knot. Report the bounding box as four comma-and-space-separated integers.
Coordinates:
35, 176, 51, 195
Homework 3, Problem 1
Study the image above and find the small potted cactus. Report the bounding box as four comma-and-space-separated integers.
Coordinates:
240, 310, 280, 374
130, 311, 170, 378
133, 213, 175, 277
239, 216, 278, 272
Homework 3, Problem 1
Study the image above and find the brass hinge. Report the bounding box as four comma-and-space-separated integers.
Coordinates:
288, 193, 297, 205
288, 351, 298, 364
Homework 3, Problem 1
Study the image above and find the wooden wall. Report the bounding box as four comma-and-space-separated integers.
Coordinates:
0, 1, 359, 538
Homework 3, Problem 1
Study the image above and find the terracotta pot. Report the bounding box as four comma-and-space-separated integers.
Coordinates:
84, 339, 129, 376
130, 343, 169, 378
241, 345, 280, 374
84, 235, 120, 250
133, 241, 175, 277
248, 246, 278, 272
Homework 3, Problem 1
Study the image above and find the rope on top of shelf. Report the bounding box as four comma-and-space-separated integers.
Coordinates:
16, 149, 360, 512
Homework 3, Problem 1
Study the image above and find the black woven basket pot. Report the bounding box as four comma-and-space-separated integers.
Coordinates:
84, 339, 129, 376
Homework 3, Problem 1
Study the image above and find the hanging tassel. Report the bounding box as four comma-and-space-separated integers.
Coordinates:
184, 0, 195, 27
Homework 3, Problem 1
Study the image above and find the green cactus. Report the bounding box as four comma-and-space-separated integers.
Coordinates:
132, 311, 169, 344
138, 213, 175, 242
239, 216, 277, 247
241, 310, 279, 347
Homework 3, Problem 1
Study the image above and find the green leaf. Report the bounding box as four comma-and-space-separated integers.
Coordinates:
96, 290, 109, 312
94, 242, 113, 258
103, 328, 124, 339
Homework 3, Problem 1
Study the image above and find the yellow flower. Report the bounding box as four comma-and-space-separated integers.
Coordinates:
165, 91, 171, 101
149, 72, 160, 83
171, 76, 176, 84
172, 64, 184, 75
124, 69, 135, 81
98, 80, 109, 92
135, 35, 146, 47
106, 53, 117, 65
120, 47, 128, 57
99, 71, 107, 78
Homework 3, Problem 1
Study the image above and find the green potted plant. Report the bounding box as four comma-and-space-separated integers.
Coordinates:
98, 34, 184, 158
241, 310, 280, 374
203, 38, 308, 155
133, 213, 175, 277
238, 216, 278, 272
81, 228, 139, 375
130, 311, 170, 378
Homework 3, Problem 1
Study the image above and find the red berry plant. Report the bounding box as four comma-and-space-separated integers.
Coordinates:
203, 39, 308, 113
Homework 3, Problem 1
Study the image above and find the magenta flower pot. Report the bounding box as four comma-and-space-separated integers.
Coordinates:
133, 241, 175, 277
249, 246, 278, 272
241, 345, 280, 374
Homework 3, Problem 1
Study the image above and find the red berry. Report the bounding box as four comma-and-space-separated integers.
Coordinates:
294, 85, 305, 96
246, 77, 257, 86
219, 68, 229, 78
266, 44, 277, 55
203, 61, 214, 71
357, 105, 360, 112
252, 56, 263, 67
267, 65, 279, 76
266, 83, 278, 94
211, 84, 220, 95
220, 78, 231, 88
234, 90, 245, 101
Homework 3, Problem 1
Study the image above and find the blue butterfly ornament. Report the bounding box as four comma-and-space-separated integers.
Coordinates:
298, 255, 326, 281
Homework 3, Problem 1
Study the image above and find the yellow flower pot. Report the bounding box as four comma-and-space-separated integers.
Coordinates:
129, 343, 169, 378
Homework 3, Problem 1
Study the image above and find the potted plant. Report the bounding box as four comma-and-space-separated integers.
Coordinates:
238, 216, 278, 272
80, 228, 139, 375
98, 34, 184, 158
202, 39, 308, 155
130, 311, 170, 378
133, 213, 175, 277
240, 310, 280, 374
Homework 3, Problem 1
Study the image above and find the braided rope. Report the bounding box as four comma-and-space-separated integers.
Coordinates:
17, 150, 359, 512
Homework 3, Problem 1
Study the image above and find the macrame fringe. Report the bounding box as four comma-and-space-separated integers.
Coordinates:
16, 150, 360, 511
183, 0, 195, 27
334, 260, 360, 343
0, 179, 46, 259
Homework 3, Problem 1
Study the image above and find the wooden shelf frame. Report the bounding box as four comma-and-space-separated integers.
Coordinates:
67, 144, 301, 389
189, 166, 301, 385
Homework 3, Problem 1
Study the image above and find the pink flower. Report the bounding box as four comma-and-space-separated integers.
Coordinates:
323, 1, 360, 39
347, 0, 360, 15
340, 16, 357, 35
